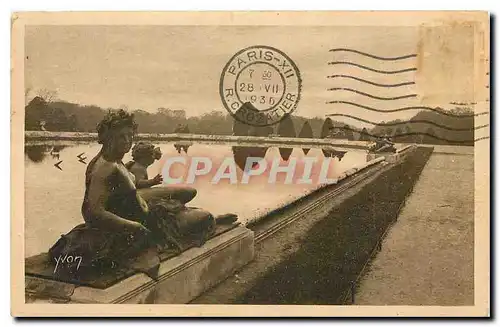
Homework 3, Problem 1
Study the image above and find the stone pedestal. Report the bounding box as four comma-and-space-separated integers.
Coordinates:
366, 153, 382, 162
26, 226, 254, 304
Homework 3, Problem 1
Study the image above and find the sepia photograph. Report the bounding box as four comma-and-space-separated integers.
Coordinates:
11, 11, 490, 317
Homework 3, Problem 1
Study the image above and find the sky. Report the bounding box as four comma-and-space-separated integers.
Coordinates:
25, 23, 485, 127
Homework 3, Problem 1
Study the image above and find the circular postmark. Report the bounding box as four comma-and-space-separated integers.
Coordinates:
219, 45, 302, 127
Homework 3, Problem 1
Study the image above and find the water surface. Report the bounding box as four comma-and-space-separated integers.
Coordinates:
25, 142, 367, 257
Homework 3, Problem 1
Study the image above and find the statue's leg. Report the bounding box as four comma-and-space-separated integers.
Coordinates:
137, 186, 197, 204
175, 208, 215, 235
172, 208, 237, 230
215, 213, 238, 225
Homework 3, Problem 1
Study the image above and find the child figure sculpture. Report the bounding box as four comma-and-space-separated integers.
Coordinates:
125, 142, 164, 189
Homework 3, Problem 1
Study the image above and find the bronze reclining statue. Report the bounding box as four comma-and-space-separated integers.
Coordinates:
49, 110, 237, 279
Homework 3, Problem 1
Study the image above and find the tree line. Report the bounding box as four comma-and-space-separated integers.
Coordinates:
367, 107, 475, 146
25, 96, 475, 145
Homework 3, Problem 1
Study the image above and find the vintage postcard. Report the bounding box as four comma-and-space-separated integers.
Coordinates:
11, 11, 490, 317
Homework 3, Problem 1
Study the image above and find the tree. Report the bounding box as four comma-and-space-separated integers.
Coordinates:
157, 107, 172, 116
451, 106, 473, 115
422, 127, 436, 144
359, 127, 370, 141
67, 114, 78, 131
25, 96, 49, 130
343, 125, 354, 140
36, 88, 58, 103
25, 87, 32, 104
172, 109, 186, 120
403, 125, 415, 143
393, 127, 403, 143
404, 125, 411, 135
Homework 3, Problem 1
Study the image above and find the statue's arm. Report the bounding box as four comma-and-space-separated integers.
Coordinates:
87, 163, 145, 232
136, 179, 157, 189
129, 165, 158, 189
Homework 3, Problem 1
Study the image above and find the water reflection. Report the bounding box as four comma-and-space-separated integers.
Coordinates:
50, 145, 65, 160
231, 106, 273, 169
25, 145, 67, 163
24, 141, 368, 257
232, 145, 348, 169
299, 121, 313, 155
278, 114, 296, 161
320, 118, 334, 139
25, 145, 46, 163
173, 143, 191, 154
321, 148, 347, 161
279, 148, 293, 161
231, 146, 268, 171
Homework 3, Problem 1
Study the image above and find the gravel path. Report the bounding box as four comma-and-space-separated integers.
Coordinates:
355, 152, 474, 305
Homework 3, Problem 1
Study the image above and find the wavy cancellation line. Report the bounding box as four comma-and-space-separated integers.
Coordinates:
326, 114, 489, 131
326, 101, 489, 118
338, 125, 489, 144
328, 87, 417, 101
474, 136, 490, 142
328, 61, 417, 74
327, 75, 416, 88
329, 48, 417, 61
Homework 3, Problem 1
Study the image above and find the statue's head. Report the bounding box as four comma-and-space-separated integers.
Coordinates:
97, 109, 138, 157
131, 141, 162, 166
